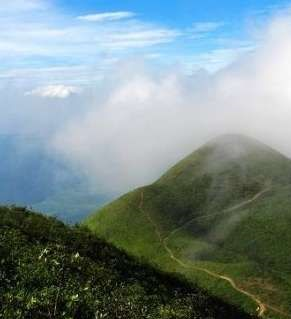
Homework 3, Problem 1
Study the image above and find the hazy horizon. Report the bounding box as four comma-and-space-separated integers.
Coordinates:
2, 0, 291, 195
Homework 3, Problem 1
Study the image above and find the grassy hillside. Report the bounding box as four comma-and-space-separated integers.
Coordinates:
85, 135, 291, 319
0, 206, 254, 319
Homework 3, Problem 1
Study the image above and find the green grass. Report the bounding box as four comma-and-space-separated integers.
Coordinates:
0, 206, 255, 319
85, 135, 291, 318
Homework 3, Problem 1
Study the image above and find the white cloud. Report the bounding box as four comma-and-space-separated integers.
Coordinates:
191, 21, 224, 33
0, 1, 181, 85
188, 46, 255, 72
2, 1, 268, 87
25, 85, 82, 98
187, 21, 224, 39
77, 11, 135, 22
3, 0, 291, 198
0, 0, 47, 12
51, 12, 291, 194
102, 29, 180, 49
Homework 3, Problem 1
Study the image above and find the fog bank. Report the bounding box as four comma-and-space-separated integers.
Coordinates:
50, 12, 291, 194
2, 12, 291, 195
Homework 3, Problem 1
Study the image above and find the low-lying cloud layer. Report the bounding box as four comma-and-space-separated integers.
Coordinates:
2, 10, 291, 196
50, 11, 291, 194
26, 85, 82, 99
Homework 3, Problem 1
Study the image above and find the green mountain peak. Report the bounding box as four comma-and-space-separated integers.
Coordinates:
85, 135, 291, 318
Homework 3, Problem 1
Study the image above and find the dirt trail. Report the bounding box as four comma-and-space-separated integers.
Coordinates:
224, 186, 272, 213
138, 188, 290, 318
165, 185, 272, 241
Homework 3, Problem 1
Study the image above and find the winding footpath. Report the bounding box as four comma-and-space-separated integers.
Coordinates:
138, 187, 290, 319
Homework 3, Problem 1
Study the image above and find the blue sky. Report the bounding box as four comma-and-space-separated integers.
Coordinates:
0, 0, 290, 91
58, 0, 285, 26
2, 0, 291, 192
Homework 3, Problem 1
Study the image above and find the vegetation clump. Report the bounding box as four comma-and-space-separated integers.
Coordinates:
0, 206, 254, 319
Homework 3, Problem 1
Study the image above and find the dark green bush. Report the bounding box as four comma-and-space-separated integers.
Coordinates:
0, 206, 255, 319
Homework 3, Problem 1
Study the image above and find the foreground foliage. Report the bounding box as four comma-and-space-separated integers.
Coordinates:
0, 206, 253, 319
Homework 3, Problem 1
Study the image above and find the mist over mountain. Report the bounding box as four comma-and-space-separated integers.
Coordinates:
2, 11, 291, 198
2, 1, 291, 318
86, 135, 291, 318
51, 12, 291, 194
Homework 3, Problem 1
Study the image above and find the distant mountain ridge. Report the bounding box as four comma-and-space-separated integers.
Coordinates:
85, 134, 291, 318
0, 134, 109, 222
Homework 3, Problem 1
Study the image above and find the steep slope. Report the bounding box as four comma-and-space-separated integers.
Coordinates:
85, 135, 291, 319
0, 206, 254, 319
